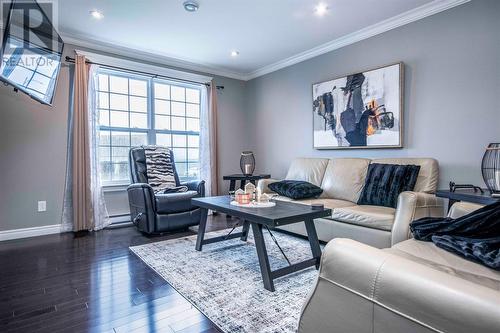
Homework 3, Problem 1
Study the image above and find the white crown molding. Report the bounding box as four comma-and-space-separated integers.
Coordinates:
60, 32, 246, 81
0, 224, 63, 242
244, 0, 470, 80
75, 49, 213, 84
5, 0, 468, 82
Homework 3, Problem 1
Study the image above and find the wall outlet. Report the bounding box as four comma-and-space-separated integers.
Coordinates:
38, 201, 47, 212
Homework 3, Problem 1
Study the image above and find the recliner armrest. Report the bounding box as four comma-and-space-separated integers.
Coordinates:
180, 180, 205, 197
127, 183, 156, 231
392, 191, 445, 246
256, 178, 280, 194
127, 183, 156, 209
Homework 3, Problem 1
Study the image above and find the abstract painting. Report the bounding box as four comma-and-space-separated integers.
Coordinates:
312, 62, 403, 149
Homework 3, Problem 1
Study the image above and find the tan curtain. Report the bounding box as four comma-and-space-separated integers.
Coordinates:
208, 81, 219, 195
71, 55, 94, 231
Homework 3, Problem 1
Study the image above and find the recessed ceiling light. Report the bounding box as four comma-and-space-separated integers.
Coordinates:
230, 50, 239, 57
183, 1, 199, 12
90, 10, 104, 19
314, 3, 329, 16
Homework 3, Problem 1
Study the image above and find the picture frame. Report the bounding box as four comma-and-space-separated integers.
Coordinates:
312, 62, 404, 149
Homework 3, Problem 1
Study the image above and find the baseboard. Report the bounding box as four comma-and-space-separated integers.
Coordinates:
0, 224, 63, 242
0, 215, 131, 242
109, 215, 131, 224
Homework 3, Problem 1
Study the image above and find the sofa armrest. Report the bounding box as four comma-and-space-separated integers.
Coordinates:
300, 238, 394, 333
180, 179, 205, 197
299, 238, 500, 333
256, 178, 280, 194
448, 201, 483, 218
391, 191, 445, 246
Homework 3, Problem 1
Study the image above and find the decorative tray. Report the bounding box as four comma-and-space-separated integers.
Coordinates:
230, 201, 276, 208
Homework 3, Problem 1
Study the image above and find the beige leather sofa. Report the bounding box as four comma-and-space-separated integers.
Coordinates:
298, 202, 500, 333
258, 158, 445, 248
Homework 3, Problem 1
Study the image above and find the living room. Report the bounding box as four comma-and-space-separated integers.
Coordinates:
0, 0, 499, 332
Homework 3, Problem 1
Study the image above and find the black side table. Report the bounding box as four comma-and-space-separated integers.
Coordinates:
436, 189, 499, 211
223, 174, 271, 192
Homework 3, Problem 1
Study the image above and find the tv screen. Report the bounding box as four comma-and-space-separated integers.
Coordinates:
0, 0, 64, 105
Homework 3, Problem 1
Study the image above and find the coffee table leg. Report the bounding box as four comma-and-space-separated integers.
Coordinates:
195, 208, 208, 251
304, 218, 322, 269
240, 220, 250, 241
251, 223, 275, 292
227, 181, 237, 219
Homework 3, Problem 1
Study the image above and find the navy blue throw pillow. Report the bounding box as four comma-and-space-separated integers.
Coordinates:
357, 163, 421, 208
268, 180, 323, 200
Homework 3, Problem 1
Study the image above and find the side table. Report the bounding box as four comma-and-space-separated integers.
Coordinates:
436, 189, 499, 211
223, 174, 271, 192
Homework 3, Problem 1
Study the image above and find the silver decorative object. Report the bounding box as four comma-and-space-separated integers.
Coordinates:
240, 151, 255, 176
481, 143, 500, 195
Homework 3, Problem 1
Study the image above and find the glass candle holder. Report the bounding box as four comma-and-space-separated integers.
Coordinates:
240, 151, 255, 176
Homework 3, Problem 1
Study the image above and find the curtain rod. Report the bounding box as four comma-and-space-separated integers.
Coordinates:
64, 56, 224, 90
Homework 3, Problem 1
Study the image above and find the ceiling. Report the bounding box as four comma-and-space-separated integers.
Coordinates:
56, 0, 468, 80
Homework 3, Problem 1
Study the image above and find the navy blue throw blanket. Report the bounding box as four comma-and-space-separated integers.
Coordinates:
410, 201, 500, 270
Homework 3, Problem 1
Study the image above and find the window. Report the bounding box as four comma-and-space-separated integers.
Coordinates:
97, 69, 202, 185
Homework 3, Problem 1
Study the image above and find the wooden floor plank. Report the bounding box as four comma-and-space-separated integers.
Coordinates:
0, 215, 232, 333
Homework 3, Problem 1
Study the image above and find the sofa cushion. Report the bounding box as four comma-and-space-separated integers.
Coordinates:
295, 198, 355, 210
386, 239, 500, 290
285, 158, 329, 186
268, 180, 323, 200
320, 158, 370, 202
331, 205, 395, 231
371, 158, 439, 193
357, 163, 420, 208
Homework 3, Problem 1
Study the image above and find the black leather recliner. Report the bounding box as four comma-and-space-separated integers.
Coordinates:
127, 146, 205, 234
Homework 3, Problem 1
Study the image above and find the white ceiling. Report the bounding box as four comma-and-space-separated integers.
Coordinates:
56, 0, 468, 80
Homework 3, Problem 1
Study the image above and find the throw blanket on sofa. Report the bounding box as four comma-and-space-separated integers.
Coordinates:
410, 201, 500, 270
144, 146, 187, 194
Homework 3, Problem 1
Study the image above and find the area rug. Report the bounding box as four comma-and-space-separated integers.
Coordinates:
130, 228, 320, 333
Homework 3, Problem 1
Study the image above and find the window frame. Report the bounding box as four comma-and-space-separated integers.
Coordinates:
97, 68, 202, 187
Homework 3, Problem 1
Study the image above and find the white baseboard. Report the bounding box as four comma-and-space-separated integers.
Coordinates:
0, 215, 131, 242
0, 224, 63, 242
109, 215, 131, 224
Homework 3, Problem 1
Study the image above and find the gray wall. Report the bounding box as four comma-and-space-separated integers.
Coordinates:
246, 0, 500, 188
0, 44, 248, 231
1, 0, 499, 232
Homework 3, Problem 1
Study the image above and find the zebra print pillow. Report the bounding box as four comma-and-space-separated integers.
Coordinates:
144, 146, 186, 194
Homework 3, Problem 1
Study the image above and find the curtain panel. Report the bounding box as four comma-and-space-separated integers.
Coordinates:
200, 80, 219, 196
62, 54, 108, 232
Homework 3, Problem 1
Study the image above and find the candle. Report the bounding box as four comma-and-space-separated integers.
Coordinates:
244, 164, 252, 175
256, 188, 262, 202
496, 170, 500, 191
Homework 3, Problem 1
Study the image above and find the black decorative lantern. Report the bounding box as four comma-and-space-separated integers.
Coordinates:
240, 151, 255, 176
481, 143, 500, 195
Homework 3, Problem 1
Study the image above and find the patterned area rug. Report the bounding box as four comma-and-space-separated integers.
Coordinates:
130, 228, 320, 333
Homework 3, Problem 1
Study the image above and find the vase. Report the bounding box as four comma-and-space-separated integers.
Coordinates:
240, 151, 255, 176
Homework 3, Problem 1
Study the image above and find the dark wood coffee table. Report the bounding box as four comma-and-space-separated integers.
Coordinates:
191, 196, 332, 292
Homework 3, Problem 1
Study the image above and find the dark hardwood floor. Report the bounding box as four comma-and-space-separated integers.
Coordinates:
0, 215, 237, 333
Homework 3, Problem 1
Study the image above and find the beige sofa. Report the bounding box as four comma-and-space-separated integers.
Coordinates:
298, 202, 500, 333
258, 157, 445, 248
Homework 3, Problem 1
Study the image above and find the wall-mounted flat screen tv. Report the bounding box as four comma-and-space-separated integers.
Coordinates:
0, 0, 64, 105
